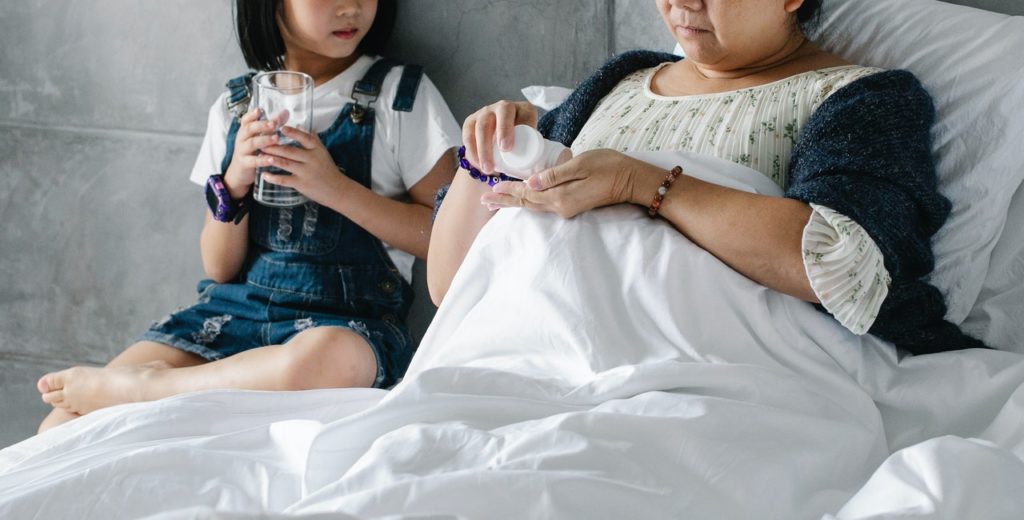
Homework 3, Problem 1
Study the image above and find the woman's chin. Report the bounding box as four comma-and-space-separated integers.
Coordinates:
674, 41, 708, 60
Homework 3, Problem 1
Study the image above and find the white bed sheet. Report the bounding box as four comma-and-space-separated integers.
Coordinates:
2, 152, 1022, 519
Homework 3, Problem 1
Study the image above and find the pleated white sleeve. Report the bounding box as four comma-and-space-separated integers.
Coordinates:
801, 203, 892, 335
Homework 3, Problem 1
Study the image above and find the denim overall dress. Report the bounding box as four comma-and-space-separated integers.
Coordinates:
140, 59, 423, 388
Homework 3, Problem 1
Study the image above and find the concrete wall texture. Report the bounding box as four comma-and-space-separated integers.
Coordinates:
1, 0, 1021, 447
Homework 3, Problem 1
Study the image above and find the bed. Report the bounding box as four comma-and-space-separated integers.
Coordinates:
2, 0, 1023, 518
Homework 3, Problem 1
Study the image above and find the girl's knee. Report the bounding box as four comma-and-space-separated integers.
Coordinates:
283, 326, 377, 389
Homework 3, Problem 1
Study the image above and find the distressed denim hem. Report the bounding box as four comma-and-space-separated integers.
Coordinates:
137, 331, 226, 362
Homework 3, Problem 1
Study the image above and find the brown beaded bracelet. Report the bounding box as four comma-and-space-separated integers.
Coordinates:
648, 165, 683, 217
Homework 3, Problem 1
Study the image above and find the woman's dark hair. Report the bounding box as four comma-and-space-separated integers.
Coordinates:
796, 0, 823, 32
236, 0, 397, 71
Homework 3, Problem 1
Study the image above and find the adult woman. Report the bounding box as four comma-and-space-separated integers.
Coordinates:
428, 0, 982, 355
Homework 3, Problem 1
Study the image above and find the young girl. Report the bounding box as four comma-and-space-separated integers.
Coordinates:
36, 0, 461, 433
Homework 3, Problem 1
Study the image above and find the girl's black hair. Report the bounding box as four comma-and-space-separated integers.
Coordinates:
236, 0, 397, 71
796, 0, 823, 31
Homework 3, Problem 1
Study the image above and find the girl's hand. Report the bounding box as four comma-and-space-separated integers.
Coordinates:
223, 108, 285, 199
462, 100, 538, 174
479, 149, 651, 219
258, 126, 350, 206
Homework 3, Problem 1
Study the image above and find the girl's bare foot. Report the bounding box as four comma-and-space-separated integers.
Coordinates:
37, 360, 172, 415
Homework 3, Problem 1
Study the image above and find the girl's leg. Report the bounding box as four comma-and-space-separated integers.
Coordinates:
37, 326, 376, 416
37, 341, 208, 434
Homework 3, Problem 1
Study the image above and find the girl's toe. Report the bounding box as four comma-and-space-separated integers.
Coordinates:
41, 390, 64, 406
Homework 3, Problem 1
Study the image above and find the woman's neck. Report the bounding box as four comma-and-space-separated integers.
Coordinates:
283, 51, 362, 86
691, 34, 812, 81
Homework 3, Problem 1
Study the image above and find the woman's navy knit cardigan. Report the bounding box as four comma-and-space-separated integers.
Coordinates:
445, 50, 985, 356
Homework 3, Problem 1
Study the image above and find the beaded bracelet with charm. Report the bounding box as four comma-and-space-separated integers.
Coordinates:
648, 166, 683, 217
457, 146, 519, 187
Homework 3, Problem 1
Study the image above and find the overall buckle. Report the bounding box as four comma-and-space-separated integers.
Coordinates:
350, 80, 380, 124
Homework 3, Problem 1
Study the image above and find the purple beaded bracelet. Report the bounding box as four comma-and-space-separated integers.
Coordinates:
457, 146, 519, 187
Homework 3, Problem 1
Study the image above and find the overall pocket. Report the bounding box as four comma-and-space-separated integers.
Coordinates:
339, 265, 410, 319
250, 201, 341, 255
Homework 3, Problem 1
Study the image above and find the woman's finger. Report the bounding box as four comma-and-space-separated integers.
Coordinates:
526, 159, 586, 191
462, 115, 478, 169
493, 101, 517, 152
483, 180, 550, 211
479, 190, 525, 209
528, 182, 583, 218
476, 111, 497, 173
513, 101, 539, 128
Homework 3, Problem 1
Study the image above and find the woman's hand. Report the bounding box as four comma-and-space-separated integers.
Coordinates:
479, 149, 651, 219
258, 126, 351, 207
462, 100, 538, 174
223, 108, 285, 200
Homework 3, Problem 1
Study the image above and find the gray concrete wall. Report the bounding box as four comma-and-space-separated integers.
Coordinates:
0, 0, 614, 448
1, 0, 1020, 447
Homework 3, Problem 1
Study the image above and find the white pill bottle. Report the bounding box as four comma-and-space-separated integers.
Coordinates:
492, 125, 572, 180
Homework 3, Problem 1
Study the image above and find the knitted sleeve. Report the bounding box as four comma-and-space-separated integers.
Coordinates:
786, 70, 984, 354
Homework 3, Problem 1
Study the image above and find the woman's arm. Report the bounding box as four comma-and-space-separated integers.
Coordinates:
482, 150, 820, 303
629, 160, 818, 302
426, 170, 497, 305
426, 100, 542, 304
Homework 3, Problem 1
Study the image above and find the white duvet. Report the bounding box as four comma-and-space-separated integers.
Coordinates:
2, 152, 1023, 519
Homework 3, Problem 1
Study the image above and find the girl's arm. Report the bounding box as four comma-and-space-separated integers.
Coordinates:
198, 181, 250, 284
199, 109, 281, 283
260, 128, 457, 261
321, 149, 457, 261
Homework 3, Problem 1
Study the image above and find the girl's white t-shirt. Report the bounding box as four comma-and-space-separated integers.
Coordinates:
190, 55, 462, 283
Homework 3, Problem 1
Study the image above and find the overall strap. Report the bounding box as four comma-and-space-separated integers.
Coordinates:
349, 59, 424, 123
351, 58, 399, 113
225, 72, 257, 120
220, 72, 257, 173
392, 64, 423, 112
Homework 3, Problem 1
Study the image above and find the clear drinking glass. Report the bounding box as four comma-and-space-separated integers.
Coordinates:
251, 71, 314, 207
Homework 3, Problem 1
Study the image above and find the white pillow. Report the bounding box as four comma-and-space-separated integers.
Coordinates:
812, 0, 1024, 352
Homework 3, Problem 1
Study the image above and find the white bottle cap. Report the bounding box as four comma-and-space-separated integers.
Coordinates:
498, 126, 543, 174
494, 125, 570, 179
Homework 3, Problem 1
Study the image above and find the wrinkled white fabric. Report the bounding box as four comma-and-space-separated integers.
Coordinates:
1, 151, 1022, 519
